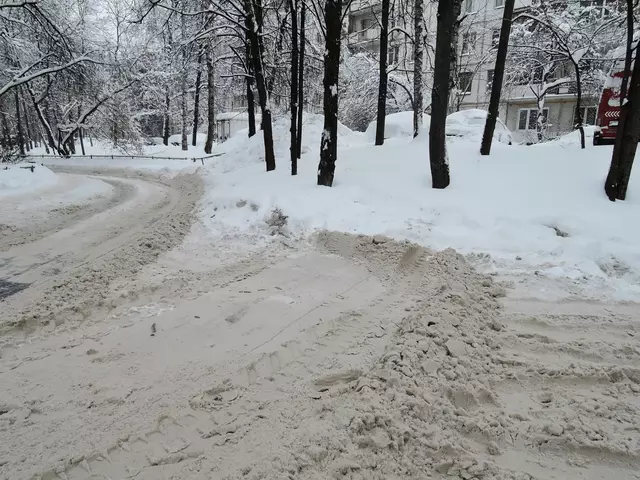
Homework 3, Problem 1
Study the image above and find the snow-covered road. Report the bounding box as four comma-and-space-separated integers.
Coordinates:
1, 162, 639, 480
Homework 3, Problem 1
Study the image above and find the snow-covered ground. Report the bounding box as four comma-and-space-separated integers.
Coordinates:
199, 114, 640, 301
2, 114, 639, 480
0, 163, 59, 197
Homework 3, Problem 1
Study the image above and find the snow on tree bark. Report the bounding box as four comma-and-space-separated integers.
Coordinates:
317, 0, 341, 187
375, 0, 390, 146
412, 0, 423, 138
429, 0, 457, 189
481, 0, 515, 156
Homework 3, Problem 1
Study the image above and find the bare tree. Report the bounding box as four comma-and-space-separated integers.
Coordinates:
289, 0, 299, 175
296, 0, 305, 159
429, 0, 459, 189
481, 0, 515, 155
412, 0, 423, 138
317, 0, 341, 187
204, 42, 216, 153
374, 0, 390, 146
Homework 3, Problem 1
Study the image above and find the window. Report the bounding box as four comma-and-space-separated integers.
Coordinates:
461, 32, 477, 55
360, 18, 372, 31
495, 0, 504, 6
465, 0, 474, 12
459, 72, 473, 94
518, 108, 549, 130
575, 106, 598, 126
486, 70, 494, 93
491, 29, 500, 47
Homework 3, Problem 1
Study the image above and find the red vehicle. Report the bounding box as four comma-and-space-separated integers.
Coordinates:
594, 63, 629, 146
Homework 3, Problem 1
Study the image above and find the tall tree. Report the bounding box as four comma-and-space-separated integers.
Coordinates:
204, 42, 216, 154
480, 0, 515, 155
412, 0, 423, 138
604, 20, 640, 201
245, 38, 257, 138
317, 0, 341, 187
244, 0, 276, 171
296, 0, 305, 159
375, 0, 390, 146
192, 46, 204, 147
180, 4, 189, 151
15, 89, 25, 156
429, 0, 458, 189
289, 0, 299, 175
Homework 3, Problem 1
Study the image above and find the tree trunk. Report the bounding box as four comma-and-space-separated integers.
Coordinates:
605, 45, 640, 201
375, 0, 390, 146
20, 92, 32, 152
536, 95, 545, 142
27, 87, 57, 153
163, 91, 170, 146
78, 105, 86, 155
449, 0, 462, 109
296, 0, 305, 159
192, 47, 204, 147
15, 89, 25, 156
480, 0, 515, 155
620, 0, 634, 105
317, 0, 341, 187
413, 0, 423, 138
572, 61, 585, 149
245, 0, 276, 171
180, 5, 188, 151
205, 42, 216, 153
429, 0, 457, 189
246, 39, 257, 138
1, 106, 12, 149
289, 0, 299, 175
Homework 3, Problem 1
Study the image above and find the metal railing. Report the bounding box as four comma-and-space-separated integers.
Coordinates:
27, 153, 224, 165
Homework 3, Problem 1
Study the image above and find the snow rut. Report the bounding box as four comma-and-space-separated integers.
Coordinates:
14, 233, 640, 480
0, 170, 203, 340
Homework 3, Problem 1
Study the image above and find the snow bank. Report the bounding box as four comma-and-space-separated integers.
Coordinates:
550, 125, 597, 147
0, 163, 59, 197
201, 130, 640, 301
206, 113, 363, 174
364, 111, 431, 142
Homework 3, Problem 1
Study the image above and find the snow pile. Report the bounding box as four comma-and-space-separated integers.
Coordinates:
550, 125, 597, 146
207, 113, 362, 174
364, 111, 431, 141
446, 109, 513, 145
201, 130, 640, 300
0, 163, 59, 197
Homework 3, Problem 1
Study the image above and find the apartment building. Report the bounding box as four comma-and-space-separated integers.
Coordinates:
456, 0, 605, 142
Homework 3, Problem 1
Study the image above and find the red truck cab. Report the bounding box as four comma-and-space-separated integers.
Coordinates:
594, 67, 626, 145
